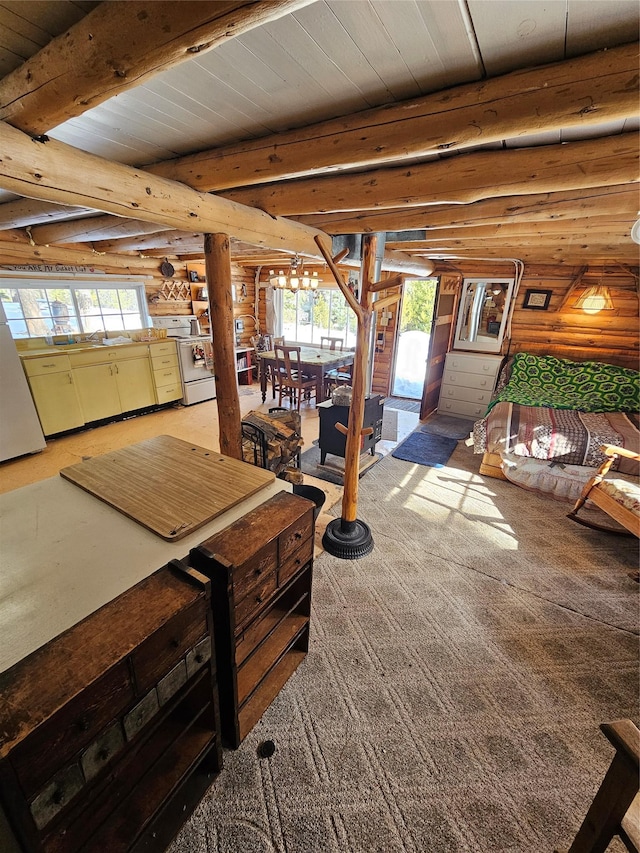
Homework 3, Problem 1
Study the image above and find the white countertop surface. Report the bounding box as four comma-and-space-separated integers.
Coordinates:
0, 475, 289, 673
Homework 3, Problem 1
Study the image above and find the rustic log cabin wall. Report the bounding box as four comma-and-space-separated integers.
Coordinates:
433, 261, 639, 371
508, 264, 639, 369
0, 233, 258, 349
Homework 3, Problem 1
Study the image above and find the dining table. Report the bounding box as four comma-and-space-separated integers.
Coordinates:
256, 346, 354, 405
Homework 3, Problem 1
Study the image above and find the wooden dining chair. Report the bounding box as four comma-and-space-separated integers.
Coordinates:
320, 335, 344, 351
323, 345, 354, 399
274, 344, 317, 410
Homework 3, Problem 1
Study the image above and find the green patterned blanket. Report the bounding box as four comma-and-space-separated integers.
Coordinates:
487, 352, 639, 414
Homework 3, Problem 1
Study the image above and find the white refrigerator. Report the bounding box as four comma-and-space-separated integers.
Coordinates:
0, 301, 46, 461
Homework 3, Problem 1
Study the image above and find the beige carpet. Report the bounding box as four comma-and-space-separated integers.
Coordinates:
170, 440, 638, 853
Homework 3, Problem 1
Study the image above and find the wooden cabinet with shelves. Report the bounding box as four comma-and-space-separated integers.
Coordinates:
0, 561, 222, 853
235, 347, 253, 385
189, 491, 314, 748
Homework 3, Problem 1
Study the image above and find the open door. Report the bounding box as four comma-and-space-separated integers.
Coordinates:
420, 274, 462, 419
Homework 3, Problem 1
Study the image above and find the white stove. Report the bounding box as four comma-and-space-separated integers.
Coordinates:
152, 317, 216, 405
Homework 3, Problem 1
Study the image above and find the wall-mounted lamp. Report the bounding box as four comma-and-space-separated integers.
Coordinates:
573, 284, 614, 314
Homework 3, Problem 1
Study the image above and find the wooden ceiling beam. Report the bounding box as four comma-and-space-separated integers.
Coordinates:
0, 199, 94, 230
0, 0, 316, 135
293, 185, 639, 234
220, 134, 639, 216
386, 220, 634, 243
31, 216, 171, 245
0, 121, 333, 259
148, 42, 639, 191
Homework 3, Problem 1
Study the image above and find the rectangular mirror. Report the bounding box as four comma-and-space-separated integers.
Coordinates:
453, 278, 514, 353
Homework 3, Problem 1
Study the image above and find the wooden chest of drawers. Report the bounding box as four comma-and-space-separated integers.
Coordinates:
0, 562, 222, 853
438, 351, 503, 419
190, 490, 314, 748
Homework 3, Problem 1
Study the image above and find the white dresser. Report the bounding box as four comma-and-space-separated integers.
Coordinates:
438, 351, 503, 419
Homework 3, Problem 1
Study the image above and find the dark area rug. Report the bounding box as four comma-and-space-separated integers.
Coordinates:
300, 444, 382, 485
383, 397, 421, 413
416, 413, 476, 440
391, 430, 458, 467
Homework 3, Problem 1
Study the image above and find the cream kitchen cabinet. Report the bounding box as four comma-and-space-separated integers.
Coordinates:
69, 344, 155, 423
149, 340, 182, 404
437, 351, 503, 419
21, 354, 84, 436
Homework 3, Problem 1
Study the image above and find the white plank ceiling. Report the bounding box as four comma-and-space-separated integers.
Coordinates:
0, 0, 638, 265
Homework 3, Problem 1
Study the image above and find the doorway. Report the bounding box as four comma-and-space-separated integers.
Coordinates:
390, 278, 437, 399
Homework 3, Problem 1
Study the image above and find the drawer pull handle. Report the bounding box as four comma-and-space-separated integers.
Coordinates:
254, 567, 263, 576
195, 653, 203, 664
97, 748, 109, 762
170, 638, 180, 648
294, 532, 302, 540
255, 595, 263, 604
51, 788, 64, 805
77, 718, 90, 732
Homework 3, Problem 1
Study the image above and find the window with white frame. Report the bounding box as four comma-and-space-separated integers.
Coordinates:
0, 278, 149, 339
279, 288, 357, 347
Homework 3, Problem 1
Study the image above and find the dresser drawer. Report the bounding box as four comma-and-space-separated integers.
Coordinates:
131, 599, 208, 693
233, 541, 278, 602
9, 661, 133, 798
279, 511, 313, 563
442, 369, 497, 392
234, 573, 278, 632
279, 537, 313, 587
440, 383, 493, 405
444, 352, 502, 376
21, 354, 72, 376
439, 398, 488, 418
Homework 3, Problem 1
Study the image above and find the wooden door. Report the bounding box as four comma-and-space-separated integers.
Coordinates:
420, 274, 462, 419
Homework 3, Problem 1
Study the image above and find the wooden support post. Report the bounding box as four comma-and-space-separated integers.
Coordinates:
341, 236, 376, 523
314, 234, 379, 558
204, 233, 242, 460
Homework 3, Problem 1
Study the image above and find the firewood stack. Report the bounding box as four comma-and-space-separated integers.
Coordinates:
241, 409, 304, 483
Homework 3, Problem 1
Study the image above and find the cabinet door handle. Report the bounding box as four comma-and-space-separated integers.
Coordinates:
68, 372, 73, 384
109, 365, 114, 376
114, 364, 119, 374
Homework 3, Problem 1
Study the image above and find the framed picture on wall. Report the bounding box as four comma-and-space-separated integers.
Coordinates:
522, 289, 552, 310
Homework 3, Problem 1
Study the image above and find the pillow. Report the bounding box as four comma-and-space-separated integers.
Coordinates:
487, 353, 639, 413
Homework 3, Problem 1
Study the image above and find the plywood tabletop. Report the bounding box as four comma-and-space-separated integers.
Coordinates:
60, 435, 275, 540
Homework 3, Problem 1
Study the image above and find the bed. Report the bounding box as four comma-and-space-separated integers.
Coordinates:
473, 352, 640, 502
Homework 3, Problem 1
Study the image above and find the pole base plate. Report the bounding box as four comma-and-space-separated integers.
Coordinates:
321, 517, 374, 560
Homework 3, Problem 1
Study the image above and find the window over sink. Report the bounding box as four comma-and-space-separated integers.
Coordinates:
0, 275, 149, 339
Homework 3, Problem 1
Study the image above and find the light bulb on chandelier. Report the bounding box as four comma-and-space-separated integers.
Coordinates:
268, 256, 322, 291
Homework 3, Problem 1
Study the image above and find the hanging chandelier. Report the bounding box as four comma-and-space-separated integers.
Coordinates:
268, 256, 323, 291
